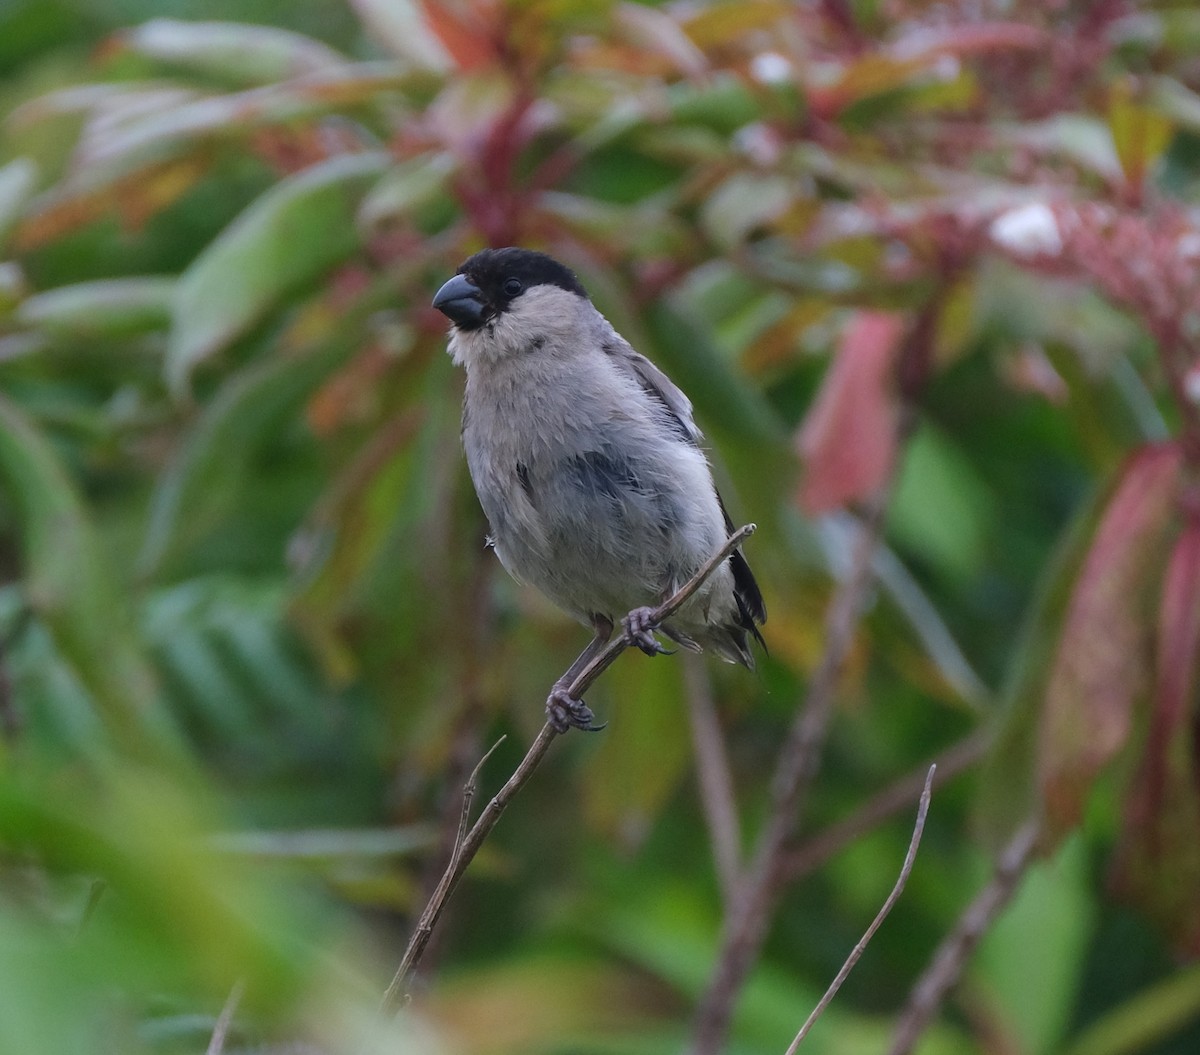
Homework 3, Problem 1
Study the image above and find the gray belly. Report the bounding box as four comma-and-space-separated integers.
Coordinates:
476, 441, 697, 623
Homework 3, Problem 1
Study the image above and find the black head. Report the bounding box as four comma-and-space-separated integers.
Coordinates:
432, 247, 588, 331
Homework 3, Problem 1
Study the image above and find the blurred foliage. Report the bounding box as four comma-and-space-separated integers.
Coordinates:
3, 1, 1200, 1053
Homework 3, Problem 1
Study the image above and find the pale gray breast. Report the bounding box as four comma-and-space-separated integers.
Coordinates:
461, 335, 723, 619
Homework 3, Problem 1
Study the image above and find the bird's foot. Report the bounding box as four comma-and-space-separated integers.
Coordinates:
546, 685, 607, 733
622, 606, 675, 657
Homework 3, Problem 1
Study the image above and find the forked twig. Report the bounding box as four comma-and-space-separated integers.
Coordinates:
383, 525, 757, 1007
783, 765, 936, 1054
381, 736, 506, 1013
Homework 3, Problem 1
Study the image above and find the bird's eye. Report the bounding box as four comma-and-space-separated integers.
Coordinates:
503, 277, 524, 297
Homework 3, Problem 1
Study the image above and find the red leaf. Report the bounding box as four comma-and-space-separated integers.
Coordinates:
1110, 738, 1200, 957
796, 311, 904, 515
419, 0, 498, 71
1155, 519, 1200, 744
1111, 521, 1200, 954
1039, 443, 1183, 838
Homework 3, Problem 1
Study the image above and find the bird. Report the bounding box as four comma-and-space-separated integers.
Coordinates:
432, 247, 765, 732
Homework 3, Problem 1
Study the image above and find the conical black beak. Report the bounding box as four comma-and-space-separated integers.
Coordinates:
433, 273, 488, 330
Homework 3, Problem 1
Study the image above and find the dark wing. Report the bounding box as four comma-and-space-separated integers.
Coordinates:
605, 338, 767, 640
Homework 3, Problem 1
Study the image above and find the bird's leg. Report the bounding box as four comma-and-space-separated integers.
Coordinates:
622, 606, 674, 657
546, 616, 613, 733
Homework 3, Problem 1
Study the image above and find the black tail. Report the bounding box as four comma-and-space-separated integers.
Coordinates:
713, 492, 767, 665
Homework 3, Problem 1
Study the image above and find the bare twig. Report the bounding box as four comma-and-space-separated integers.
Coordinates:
411, 716, 485, 976
782, 732, 988, 883
784, 765, 936, 1054
682, 653, 742, 903
206, 979, 246, 1055
384, 526, 757, 1008
565, 525, 758, 697
886, 820, 1041, 1055
689, 492, 891, 1055
381, 736, 505, 1012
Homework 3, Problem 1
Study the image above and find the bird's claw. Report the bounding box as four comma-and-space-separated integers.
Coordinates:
622, 606, 675, 657
546, 686, 607, 733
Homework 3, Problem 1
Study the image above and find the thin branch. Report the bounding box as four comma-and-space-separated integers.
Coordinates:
384, 526, 758, 1009
682, 652, 742, 904
381, 736, 505, 1013
784, 765, 936, 1055
566, 525, 758, 697
205, 979, 246, 1055
886, 819, 1041, 1055
411, 716, 485, 976
782, 732, 988, 883
689, 489, 893, 1055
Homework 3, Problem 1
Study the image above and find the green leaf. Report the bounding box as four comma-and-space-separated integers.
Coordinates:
975, 835, 1095, 1055
888, 425, 996, 584
120, 18, 348, 85
142, 331, 358, 577
1107, 79, 1174, 187
166, 151, 389, 394
0, 766, 313, 1010
540, 191, 692, 256
998, 116, 1122, 181
357, 151, 457, 229
583, 657, 689, 838
0, 396, 168, 755
0, 158, 37, 254
1064, 962, 1200, 1055
1148, 75, 1200, 133
16, 277, 175, 338
700, 173, 797, 249
347, 0, 452, 71
667, 74, 760, 133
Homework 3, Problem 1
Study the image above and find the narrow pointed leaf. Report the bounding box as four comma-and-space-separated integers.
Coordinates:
347, 0, 452, 70
1109, 519, 1200, 955
0, 397, 166, 753
166, 151, 388, 395
797, 311, 904, 515
120, 19, 348, 85
1039, 443, 1182, 837
1153, 519, 1200, 740
143, 334, 357, 577
16, 277, 175, 338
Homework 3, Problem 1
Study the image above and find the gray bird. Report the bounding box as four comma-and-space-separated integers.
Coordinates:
433, 247, 765, 732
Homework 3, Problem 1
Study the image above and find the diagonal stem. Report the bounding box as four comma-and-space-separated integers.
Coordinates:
783, 765, 936, 1054
688, 487, 893, 1055
683, 653, 743, 905
886, 820, 1041, 1055
384, 525, 757, 1006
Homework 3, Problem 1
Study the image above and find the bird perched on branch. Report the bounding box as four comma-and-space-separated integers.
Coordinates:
433, 248, 765, 732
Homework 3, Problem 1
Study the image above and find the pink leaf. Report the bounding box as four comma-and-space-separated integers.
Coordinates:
888, 22, 1048, 62
796, 311, 904, 515
1156, 518, 1200, 731
1111, 521, 1200, 954
420, 0, 498, 72
1039, 443, 1183, 837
